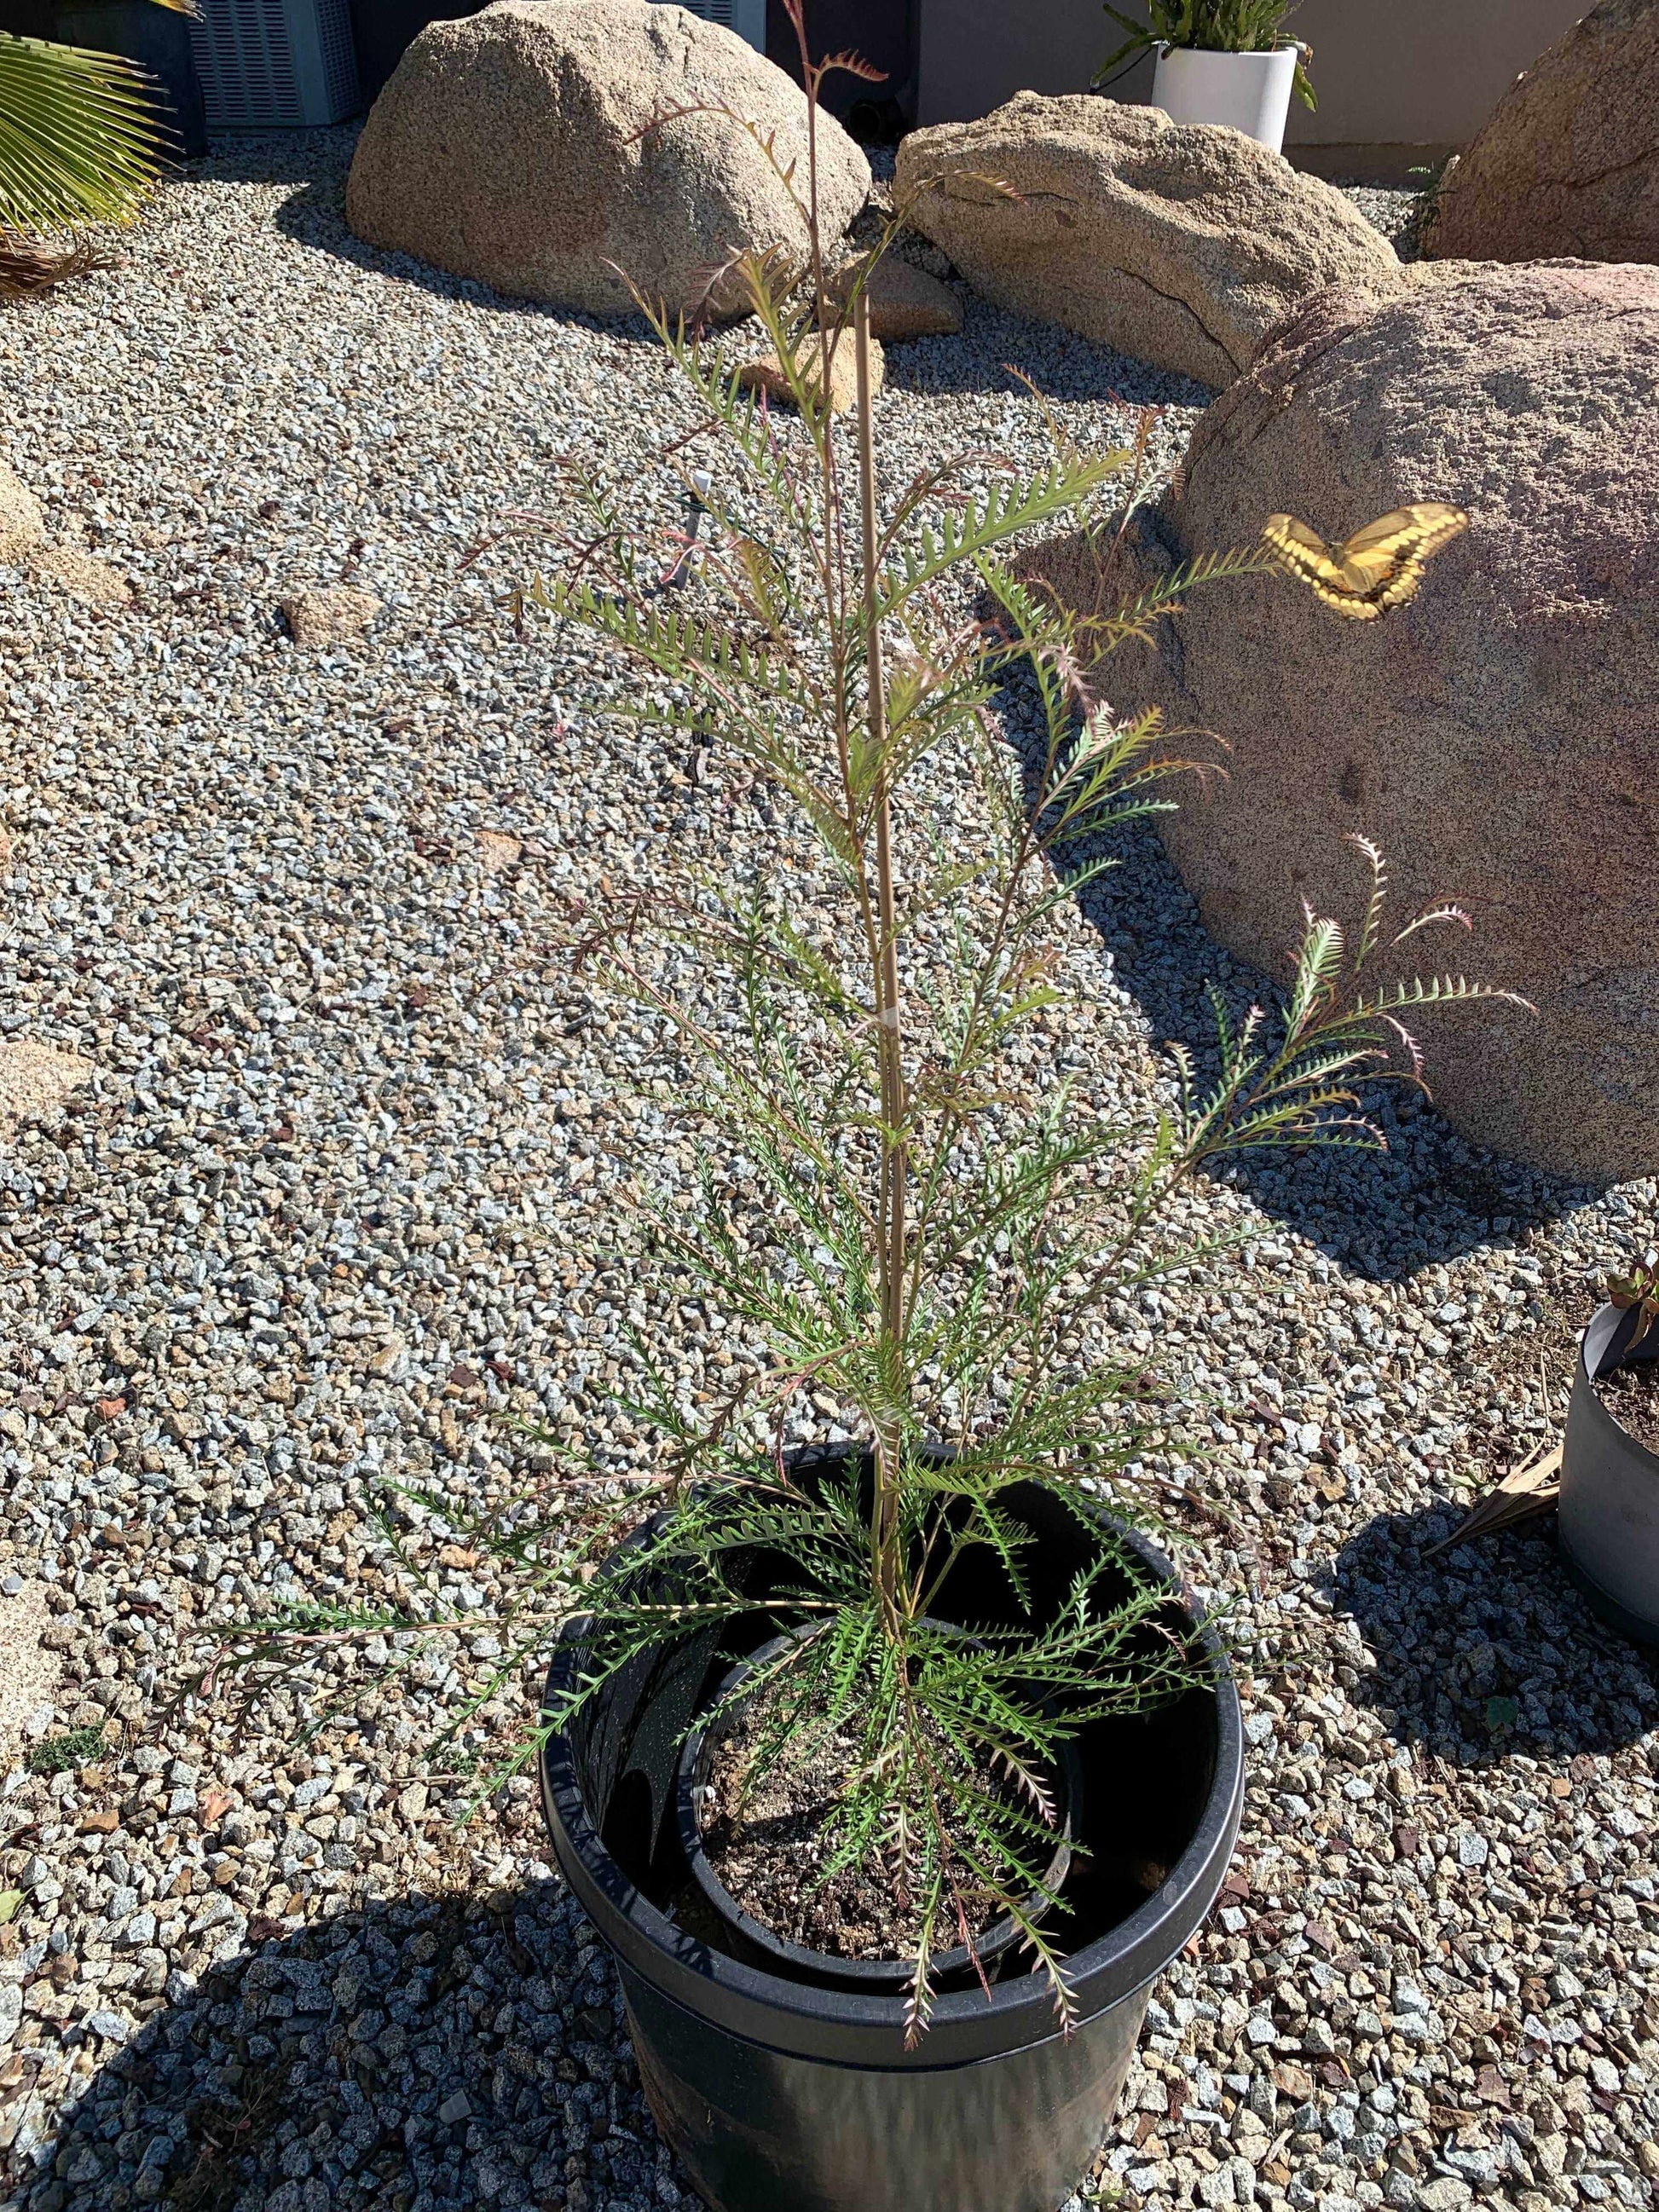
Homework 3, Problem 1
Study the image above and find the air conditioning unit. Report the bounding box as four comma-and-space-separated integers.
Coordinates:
188, 0, 360, 127
654, 0, 766, 52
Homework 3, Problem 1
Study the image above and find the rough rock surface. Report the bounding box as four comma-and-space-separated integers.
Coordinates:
736, 329, 884, 413
0, 461, 44, 563
831, 256, 963, 340
1425, 0, 1659, 264
0, 1583, 61, 1754
1023, 261, 1659, 1183
280, 585, 383, 646
345, 0, 870, 317
894, 95, 1400, 387
28, 546, 131, 609
0, 1039, 90, 1141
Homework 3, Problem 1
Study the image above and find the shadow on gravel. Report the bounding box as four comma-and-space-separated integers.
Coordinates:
1329, 1503, 1659, 1767
881, 297, 1213, 411
186, 127, 651, 343
214, 132, 1215, 406
184, 128, 356, 189
8, 1881, 685, 2212
269, 172, 663, 345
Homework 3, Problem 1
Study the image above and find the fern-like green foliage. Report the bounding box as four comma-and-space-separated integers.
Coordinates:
219, 4, 1522, 2036
1098, 0, 1315, 108
0, 20, 181, 274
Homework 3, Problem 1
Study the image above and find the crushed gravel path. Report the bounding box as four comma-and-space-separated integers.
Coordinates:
0, 130, 1653, 2212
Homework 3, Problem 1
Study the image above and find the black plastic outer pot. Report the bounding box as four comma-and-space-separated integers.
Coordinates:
348, 0, 485, 107
539, 1461, 1243, 2212
55, 0, 207, 156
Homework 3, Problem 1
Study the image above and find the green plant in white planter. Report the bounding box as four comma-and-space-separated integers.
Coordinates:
1097, 0, 1315, 152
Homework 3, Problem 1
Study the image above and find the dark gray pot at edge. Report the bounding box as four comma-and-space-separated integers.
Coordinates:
1559, 1302, 1659, 1647
348, 0, 484, 107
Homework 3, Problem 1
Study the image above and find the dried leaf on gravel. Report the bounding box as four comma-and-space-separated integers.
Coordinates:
1424, 1442, 1563, 1556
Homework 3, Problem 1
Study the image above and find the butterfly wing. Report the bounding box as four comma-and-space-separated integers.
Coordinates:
1373, 557, 1429, 615
1263, 515, 1341, 586
1338, 504, 1469, 592
1263, 514, 1383, 619
1264, 503, 1469, 619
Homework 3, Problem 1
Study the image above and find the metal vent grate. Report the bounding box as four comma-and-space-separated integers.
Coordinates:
189, 0, 360, 128
315, 0, 359, 117
650, 0, 766, 49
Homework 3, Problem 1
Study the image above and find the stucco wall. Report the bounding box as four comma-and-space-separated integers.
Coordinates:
916, 0, 1587, 150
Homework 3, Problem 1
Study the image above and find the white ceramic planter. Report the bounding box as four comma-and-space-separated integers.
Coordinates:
1150, 43, 1299, 152
1558, 1302, 1659, 1647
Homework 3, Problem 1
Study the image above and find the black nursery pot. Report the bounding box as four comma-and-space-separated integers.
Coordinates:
538, 1455, 1243, 2212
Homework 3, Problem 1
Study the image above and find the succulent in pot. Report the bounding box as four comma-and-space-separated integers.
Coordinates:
1096, 0, 1315, 153
221, 7, 1516, 2206
1559, 1262, 1659, 1647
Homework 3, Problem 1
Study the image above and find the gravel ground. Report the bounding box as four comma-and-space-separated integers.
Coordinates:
1327, 185, 1427, 261
0, 130, 1654, 2212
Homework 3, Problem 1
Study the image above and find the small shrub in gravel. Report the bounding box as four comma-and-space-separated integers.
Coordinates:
23, 1729, 107, 1780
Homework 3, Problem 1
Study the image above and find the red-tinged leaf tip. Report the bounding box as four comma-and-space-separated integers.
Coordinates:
817, 46, 888, 83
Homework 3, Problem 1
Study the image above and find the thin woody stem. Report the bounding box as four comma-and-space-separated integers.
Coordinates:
785, 0, 845, 686
857, 287, 907, 1619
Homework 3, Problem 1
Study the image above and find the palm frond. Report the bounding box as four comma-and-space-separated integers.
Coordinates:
0, 223, 110, 296
0, 32, 172, 235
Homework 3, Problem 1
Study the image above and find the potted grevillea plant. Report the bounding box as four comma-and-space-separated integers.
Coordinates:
1559, 1262, 1659, 1647
225, 9, 1514, 2209
1097, 0, 1315, 153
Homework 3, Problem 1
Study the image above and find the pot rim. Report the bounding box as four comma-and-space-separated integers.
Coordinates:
1578, 1302, 1659, 1472
1152, 39, 1301, 59
539, 1477, 1243, 2067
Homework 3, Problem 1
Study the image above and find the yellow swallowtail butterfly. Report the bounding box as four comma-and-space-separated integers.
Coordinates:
1261, 503, 1470, 620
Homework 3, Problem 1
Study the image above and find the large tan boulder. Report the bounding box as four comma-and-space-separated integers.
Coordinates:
893, 95, 1399, 388
1425, 0, 1659, 264
345, 0, 870, 318
1022, 263, 1659, 1185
